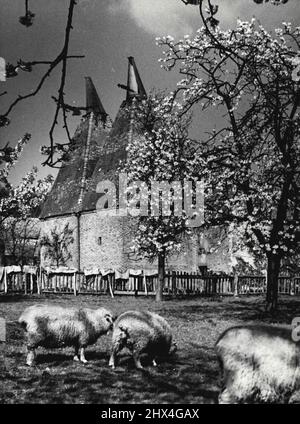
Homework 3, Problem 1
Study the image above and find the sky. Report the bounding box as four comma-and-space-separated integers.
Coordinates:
0, 0, 300, 186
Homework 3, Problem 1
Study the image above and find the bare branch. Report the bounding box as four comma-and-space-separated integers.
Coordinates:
1, 0, 82, 168
43, 0, 78, 167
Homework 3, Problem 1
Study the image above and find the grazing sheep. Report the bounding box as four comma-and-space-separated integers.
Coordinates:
215, 325, 300, 404
19, 304, 114, 366
108, 310, 175, 369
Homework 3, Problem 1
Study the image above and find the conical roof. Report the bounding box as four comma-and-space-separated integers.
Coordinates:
85, 77, 108, 120
40, 58, 147, 217
40, 78, 110, 219
81, 103, 131, 211
126, 56, 147, 102
82, 57, 147, 211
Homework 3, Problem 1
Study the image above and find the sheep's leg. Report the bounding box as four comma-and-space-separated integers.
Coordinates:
109, 336, 125, 369
109, 343, 119, 369
109, 351, 117, 369
26, 347, 35, 366
73, 346, 80, 362
80, 347, 88, 364
133, 352, 143, 370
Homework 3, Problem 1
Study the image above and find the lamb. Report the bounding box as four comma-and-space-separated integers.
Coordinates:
108, 310, 175, 369
18, 304, 114, 366
215, 325, 300, 404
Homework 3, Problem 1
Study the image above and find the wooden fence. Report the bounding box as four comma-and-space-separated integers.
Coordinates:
1, 268, 300, 298
0, 270, 38, 294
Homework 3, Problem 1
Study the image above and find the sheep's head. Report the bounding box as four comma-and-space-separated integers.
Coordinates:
96, 308, 115, 333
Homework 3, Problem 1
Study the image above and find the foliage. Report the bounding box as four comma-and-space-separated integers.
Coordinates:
0, 0, 291, 167
40, 224, 74, 267
0, 150, 53, 265
182, 0, 290, 30
0, 166, 53, 224
157, 19, 300, 308
122, 92, 200, 261
1, 217, 40, 265
0, 133, 31, 199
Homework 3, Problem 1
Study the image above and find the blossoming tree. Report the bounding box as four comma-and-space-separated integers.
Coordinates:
0, 144, 53, 265
1, 0, 291, 166
158, 19, 300, 310
123, 93, 200, 301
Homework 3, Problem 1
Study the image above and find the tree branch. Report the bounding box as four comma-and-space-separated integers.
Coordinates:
1, 0, 82, 168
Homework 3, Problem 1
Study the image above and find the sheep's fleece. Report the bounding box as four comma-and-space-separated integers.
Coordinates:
109, 310, 174, 369
19, 304, 114, 365
215, 325, 300, 404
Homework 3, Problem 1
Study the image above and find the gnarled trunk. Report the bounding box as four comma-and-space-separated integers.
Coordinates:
266, 253, 281, 312
156, 250, 165, 302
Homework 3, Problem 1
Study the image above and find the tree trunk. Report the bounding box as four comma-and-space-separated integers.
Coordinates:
156, 250, 165, 302
266, 253, 281, 312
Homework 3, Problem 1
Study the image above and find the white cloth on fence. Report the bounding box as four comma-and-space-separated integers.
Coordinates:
23, 265, 37, 275
115, 270, 130, 280
99, 269, 114, 276
5, 265, 21, 274
129, 269, 143, 276
84, 267, 99, 276
144, 269, 158, 277
115, 269, 156, 279
57, 267, 77, 274
44, 266, 77, 274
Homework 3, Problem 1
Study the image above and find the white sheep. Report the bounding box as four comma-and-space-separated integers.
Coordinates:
19, 304, 114, 366
215, 325, 300, 404
108, 310, 175, 369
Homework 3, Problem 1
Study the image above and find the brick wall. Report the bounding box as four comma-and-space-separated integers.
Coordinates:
40, 211, 233, 273
80, 210, 127, 270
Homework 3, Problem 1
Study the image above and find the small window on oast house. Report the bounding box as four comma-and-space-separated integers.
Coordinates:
98, 237, 102, 246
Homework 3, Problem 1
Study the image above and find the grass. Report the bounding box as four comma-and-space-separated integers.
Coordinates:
0, 293, 299, 404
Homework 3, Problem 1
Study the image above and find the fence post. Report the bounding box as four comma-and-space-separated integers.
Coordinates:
234, 272, 239, 297
108, 274, 114, 298
134, 276, 138, 297
264, 270, 267, 293
23, 270, 27, 295
30, 273, 34, 294
172, 271, 176, 296
37, 268, 41, 295
112, 273, 116, 295
290, 277, 295, 296
212, 275, 217, 294
73, 272, 77, 296
4, 268, 7, 293
187, 272, 190, 293
143, 272, 148, 296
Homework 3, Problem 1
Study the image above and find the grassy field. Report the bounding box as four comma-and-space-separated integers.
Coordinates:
0, 293, 299, 404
